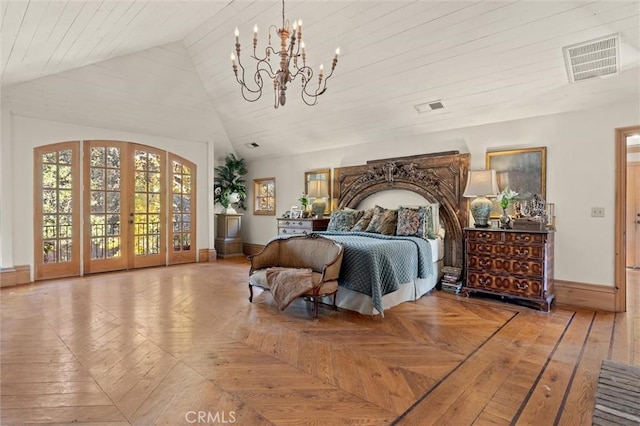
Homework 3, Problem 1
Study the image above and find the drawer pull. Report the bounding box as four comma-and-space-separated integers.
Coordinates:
298, 221, 303, 226
478, 232, 491, 239
515, 235, 531, 242
515, 248, 529, 256
479, 259, 491, 268
516, 263, 529, 271
516, 282, 529, 290
478, 277, 491, 285
282, 229, 288, 233
285, 221, 291, 225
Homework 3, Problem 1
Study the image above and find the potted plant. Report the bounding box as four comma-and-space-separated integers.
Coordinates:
214, 154, 247, 213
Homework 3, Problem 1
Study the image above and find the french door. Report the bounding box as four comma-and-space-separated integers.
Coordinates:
34, 142, 81, 280
35, 141, 196, 279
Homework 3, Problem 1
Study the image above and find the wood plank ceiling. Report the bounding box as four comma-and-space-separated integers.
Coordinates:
2, 1, 639, 160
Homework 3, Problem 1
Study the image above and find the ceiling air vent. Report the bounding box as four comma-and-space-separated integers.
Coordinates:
563, 34, 619, 83
245, 142, 260, 148
414, 100, 445, 114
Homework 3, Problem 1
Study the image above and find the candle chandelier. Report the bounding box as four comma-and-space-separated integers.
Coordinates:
231, 0, 340, 108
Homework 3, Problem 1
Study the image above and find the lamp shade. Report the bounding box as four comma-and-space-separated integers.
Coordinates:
463, 170, 499, 197
307, 179, 329, 198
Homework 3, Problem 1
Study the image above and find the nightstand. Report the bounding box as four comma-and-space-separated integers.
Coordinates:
463, 227, 555, 311
277, 218, 330, 236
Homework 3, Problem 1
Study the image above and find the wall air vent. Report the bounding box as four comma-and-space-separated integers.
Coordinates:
414, 100, 445, 114
563, 34, 619, 83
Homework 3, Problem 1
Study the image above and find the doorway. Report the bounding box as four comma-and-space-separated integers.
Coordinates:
34, 141, 196, 280
616, 126, 640, 312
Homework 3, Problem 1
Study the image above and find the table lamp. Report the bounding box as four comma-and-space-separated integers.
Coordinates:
463, 170, 499, 227
307, 179, 329, 218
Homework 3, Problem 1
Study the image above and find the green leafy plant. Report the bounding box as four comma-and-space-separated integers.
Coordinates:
214, 154, 247, 209
298, 193, 309, 207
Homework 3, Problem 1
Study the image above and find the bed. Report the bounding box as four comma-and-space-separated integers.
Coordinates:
315, 151, 470, 315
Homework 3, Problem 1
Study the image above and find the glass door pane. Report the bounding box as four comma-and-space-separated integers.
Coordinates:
131, 145, 166, 268
84, 141, 128, 273
169, 154, 196, 264
34, 142, 80, 280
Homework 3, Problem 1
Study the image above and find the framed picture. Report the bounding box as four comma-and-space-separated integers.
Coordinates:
290, 207, 301, 219
486, 147, 546, 216
253, 177, 276, 215
304, 169, 331, 215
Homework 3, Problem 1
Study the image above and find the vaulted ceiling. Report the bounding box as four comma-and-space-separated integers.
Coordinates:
2, 1, 639, 161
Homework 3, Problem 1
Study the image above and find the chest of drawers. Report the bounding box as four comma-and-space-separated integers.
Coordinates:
277, 218, 330, 236
464, 228, 555, 311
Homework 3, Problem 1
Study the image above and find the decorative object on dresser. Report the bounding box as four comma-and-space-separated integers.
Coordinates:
464, 227, 555, 311
215, 214, 244, 258
307, 178, 330, 218
496, 187, 519, 229
253, 177, 276, 215
463, 169, 499, 228
277, 218, 330, 236
512, 194, 552, 231
305, 169, 331, 216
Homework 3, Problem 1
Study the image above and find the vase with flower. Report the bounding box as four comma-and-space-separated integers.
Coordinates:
299, 193, 311, 218
496, 188, 518, 229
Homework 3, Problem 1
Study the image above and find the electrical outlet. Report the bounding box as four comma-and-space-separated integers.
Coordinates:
591, 207, 605, 217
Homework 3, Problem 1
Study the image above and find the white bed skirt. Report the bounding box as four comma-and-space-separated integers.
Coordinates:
322, 259, 442, 316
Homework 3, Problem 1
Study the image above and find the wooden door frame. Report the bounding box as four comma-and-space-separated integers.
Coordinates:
627, 161, 640, 269
615, 125, 640, 312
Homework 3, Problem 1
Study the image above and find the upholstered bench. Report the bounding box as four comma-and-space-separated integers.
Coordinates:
248, 234, 344, 318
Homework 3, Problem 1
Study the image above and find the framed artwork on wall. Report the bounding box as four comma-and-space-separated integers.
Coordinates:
253, 177, 276, 215
486, 147, 547, 216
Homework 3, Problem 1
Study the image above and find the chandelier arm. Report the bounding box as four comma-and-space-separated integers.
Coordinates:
238, 68, 277, 102
252, 45, 278, 63
234, 60, 263, 95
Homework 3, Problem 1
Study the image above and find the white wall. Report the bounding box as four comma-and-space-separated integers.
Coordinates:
3, 114, 212, 273
244, 101, 640, 288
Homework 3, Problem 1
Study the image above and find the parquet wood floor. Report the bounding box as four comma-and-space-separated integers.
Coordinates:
1, 260, 638, 425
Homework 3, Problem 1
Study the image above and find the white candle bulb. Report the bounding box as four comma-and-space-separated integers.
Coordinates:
253, 24, 258, 34
335, 47, 340, 56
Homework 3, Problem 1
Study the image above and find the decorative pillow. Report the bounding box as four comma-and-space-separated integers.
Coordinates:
326, 209, 362, 232
351, 208, 374, 232
397, 204, 439, 239
365, 206, 398, 235
396, 206, 426, 237
426, 203, 440, 239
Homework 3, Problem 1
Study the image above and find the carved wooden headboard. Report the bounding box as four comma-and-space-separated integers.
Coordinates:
333, 151, 470, 268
